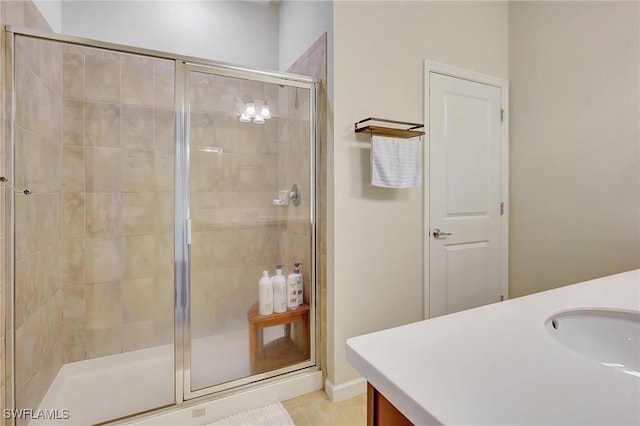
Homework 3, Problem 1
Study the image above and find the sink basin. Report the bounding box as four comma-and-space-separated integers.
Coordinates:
546, 310, 640, 378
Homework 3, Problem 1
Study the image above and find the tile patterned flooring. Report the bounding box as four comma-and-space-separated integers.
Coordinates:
283, 391, 367, 425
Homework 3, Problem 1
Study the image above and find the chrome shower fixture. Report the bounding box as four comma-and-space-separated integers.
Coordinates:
272, 184, 301, 206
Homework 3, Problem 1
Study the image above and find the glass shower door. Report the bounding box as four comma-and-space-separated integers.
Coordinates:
11, 34, 176, 424
184, 65, 316, 395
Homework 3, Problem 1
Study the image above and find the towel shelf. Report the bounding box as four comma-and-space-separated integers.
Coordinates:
355, 117, 425, 139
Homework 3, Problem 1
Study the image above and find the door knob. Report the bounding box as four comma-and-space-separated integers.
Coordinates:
432, 228, 452, 239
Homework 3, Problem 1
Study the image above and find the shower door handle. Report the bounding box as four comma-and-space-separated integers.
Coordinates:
186, 218, 192, 246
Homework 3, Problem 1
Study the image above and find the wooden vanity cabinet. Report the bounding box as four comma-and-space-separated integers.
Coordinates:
367, 383, 414, 426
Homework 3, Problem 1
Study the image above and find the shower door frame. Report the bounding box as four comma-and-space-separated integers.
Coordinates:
179, 63, 319, 399
4, 25, 320, 418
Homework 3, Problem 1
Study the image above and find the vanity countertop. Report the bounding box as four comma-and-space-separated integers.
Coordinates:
346, 270, 640, 425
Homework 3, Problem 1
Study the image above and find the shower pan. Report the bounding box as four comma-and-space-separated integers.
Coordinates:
4, 27, 318, 425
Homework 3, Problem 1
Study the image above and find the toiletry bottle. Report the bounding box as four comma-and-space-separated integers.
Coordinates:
294, 262, 303, 306
272, 265, 287, 313
287, 265, 299, 310
258, 271, 273, 315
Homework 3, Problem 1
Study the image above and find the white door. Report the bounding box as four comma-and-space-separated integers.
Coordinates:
428, 72, 505, 318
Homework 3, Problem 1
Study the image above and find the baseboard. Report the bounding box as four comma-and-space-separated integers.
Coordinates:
324, 377, 367, 402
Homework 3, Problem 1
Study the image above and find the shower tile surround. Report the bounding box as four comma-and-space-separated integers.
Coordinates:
58, 46, 176, 362
0, 0, 65, 418
188, 73, 283, 341
188, 71, 315, 379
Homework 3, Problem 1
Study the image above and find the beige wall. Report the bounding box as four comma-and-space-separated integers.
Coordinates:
329, 1, 508, 386
509, 1, 640, 297
278, 1, 331, 71
62, 1, 280, 70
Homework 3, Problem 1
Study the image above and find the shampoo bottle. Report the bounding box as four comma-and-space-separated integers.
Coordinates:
293, 262, 303, 306
272, 265, 287, 313
258, 271, 273, 315
287, 265, 299, 310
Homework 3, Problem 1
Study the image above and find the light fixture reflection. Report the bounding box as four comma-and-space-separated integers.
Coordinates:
245, 103, 256, 118
239, 99, 272, 124
260, 103, 271, 119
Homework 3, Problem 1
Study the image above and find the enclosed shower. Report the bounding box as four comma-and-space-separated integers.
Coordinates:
5, 27, 319, 425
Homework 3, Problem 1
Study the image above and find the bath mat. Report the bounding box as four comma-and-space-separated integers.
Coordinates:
205, 401, 294, 426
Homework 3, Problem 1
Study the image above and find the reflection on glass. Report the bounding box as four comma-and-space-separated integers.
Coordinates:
13, 36, 175, 424
189, 71, 312, 391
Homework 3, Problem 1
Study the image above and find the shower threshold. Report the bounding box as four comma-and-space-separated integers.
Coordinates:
30, 327, 300, 425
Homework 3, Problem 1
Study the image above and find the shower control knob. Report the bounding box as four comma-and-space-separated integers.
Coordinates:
432, 228, 452, 239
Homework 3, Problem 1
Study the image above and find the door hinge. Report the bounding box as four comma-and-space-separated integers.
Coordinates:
500, 202, 504, 215
500, 109, 504, 123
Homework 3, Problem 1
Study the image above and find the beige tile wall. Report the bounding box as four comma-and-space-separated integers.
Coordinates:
60, 46, 175, 363
189, 72, 283, 339
1, 0, 65, 416
187, 35, 326, 362
286, 34, 327, 379
0, 31, 175, 415
276, 84, 312, 286
0, 1, 49, 417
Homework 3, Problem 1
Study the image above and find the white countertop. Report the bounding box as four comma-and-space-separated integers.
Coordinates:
346, 270, 640, 425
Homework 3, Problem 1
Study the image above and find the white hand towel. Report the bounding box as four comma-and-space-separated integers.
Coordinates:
371, 136, 422, 188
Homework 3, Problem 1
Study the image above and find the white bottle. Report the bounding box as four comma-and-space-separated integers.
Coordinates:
287, 265, 299, 310
292, 262, 303, 306
272, 265, 287, 313
258, 271, 273, 315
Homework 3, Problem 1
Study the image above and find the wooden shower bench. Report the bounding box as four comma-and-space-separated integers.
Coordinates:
247, 303, 310, 372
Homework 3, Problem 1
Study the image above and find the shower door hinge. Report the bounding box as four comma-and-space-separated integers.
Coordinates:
500, 202, 504, 215
500, 109, 504, 123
